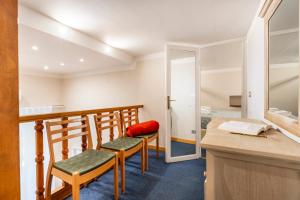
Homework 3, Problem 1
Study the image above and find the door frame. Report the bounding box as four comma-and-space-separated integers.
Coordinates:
165, 43, 201, 163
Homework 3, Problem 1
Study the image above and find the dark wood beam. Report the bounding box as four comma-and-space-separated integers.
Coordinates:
0, 0, 20, 199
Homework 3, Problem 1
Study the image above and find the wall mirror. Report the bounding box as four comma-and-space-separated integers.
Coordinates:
265, 0, 300, 139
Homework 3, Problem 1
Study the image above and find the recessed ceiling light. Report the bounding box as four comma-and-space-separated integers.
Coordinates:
32, 46, 39, 51
79, 58, 84, 62
60, 62, 65, 66
104, 46, 112, 53
44, 65, 49, 70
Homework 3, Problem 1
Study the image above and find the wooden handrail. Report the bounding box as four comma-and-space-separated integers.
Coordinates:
19, 104, 143, 200
19, 105, 144, 123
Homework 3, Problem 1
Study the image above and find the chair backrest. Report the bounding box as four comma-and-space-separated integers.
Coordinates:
45, 115, 93, 162
94, 112, 123, 149
121, 109, 139, 131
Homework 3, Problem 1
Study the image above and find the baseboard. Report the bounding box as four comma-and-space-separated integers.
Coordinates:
171, 137, 196, 145
148, 145, 165, 152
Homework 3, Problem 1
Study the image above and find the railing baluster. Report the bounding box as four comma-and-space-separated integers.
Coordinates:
61, 116, 69, 187
81, 115, 87, 152
96, 114, 102, 149
62, 116, 69, 160
35, 120, 45, 200
128, 109, 132, 126
109, 111, 114, 141
119, 110, 124, 134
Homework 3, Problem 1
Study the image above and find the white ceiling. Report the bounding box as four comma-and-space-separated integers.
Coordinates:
270, 32, 299, 64
269, 0, 299, 64
20, 0, 261, 57
269, 0, 298, 32
19, 24, 125, 75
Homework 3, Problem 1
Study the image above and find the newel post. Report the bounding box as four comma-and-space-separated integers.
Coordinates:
62, 116, 69, 160
119, 110, 124, 135
109, 111, 114, 141
128, 109, 132, 126
35, 120, 45, 200
81, 115, 87, 151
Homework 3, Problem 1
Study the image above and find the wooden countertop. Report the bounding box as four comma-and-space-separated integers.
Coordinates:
201, 118, 300, 163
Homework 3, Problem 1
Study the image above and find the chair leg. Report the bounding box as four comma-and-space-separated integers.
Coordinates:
120, 150, 125, 193
45, 164, 53, 200
141, 141, 145, 174
114, 153, 119, 200
72, 172, 80, 200
145, 138, 149, 171
156, 134, 159, 158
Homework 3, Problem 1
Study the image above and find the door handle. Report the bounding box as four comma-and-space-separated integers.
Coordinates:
167, 96, 176, 109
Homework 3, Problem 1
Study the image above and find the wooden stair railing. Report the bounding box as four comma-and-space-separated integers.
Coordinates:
19, 105, 143, 200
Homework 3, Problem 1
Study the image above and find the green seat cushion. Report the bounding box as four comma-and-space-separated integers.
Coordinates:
53, 149, 115, 175
135, 132, 158, 139
102, 137, 142, 151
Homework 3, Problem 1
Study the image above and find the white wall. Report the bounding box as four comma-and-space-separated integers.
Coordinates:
62, 70, 139, 111
200, 41, 243, 109
201, 69, 242, 109
246, 16, 265, 119
19, 74, 63, 107
200, 41, 244, 70
135, 58, 166, 146
269, 64, 299, 116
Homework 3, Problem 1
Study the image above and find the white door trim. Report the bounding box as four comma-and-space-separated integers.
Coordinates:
165, 43, 201, 163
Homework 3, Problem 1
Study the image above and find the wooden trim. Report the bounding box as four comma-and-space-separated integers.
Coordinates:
171, 137, 196, 145
265, 112, 300, 138
19, 105, 144, 123
148, 145, 165, 152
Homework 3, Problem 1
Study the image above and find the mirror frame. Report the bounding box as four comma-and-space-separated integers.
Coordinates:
262, 0, 300, 138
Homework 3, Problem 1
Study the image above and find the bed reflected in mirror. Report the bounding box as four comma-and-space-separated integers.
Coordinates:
268, 0, 299, 122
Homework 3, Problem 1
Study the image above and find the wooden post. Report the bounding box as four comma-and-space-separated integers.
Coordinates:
35, 120, 45, 200
128, 109, 132, 126
0, 0, 20, 199
109, 112, 114, 141
95, 114, 103, 150
61, 116, 68, 187
62, 116, 69, 160
81, 115, 87, 151
119, 110, 124, 135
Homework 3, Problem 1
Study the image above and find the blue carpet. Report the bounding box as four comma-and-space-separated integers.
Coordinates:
66, 149, 206, 200
171, 141, 196, 157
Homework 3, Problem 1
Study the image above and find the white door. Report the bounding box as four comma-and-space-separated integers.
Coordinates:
165, 44, 201, 163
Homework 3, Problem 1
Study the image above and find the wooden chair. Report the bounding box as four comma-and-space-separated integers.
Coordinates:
94, 112, 145, 193
45, 115, 119, 200
121, 109, 159, 170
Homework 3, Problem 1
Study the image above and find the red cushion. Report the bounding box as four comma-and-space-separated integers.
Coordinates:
126, 120, 159, 137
